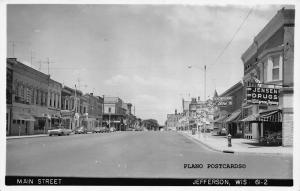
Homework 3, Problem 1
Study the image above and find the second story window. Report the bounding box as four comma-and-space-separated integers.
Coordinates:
108, 107, 111, 113
272, 55, 280, 81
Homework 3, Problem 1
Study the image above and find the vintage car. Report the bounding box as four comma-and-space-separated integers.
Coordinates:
93, 126, 109, 133
48, 126, 72, 136
75, 126, 88, 134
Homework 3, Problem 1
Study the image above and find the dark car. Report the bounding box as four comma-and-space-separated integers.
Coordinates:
92, 127, 108, 133
75, 126, 87, 134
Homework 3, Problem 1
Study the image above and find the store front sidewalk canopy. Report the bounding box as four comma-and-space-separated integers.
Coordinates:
225, 109, 241, 123
240, 109, 282, 122
13, 113, 35, 121
212, 115, 228, 123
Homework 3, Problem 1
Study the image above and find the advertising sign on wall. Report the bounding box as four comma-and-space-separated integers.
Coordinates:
213, 97, 232, 106
246, 87, 279, 105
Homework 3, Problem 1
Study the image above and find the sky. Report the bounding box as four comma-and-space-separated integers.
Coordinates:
6, 3, 295, 125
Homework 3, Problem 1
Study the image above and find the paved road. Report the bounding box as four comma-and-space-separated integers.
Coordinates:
6, 131, 292, 178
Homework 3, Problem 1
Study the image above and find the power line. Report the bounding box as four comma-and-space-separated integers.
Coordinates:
210, 6, 254, 68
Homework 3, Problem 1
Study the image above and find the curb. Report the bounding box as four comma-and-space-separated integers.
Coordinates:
179, 132, 224, 153
223, 150, 235, 153
6, 134, 48, 140
178, 132, 292, 156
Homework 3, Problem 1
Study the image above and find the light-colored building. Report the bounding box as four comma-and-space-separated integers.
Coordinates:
60, 86, 84, 130
103, 96, 126, 131
166, 110, 181, 131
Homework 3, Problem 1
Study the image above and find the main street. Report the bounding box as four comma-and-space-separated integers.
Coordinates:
6, 131, 292, 178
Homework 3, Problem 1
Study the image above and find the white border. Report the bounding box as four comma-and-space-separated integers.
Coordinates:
1, 1, 299, 191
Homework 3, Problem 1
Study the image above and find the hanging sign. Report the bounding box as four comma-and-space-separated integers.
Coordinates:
246, 87, 279, 105
213, 97, 232, 106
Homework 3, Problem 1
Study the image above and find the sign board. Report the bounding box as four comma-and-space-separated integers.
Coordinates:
246, 87, 279, 105
213, 97, 232, 106
61, 110, 75, 117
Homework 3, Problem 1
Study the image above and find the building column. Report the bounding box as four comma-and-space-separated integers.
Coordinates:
47, 90, 50, 107
55, 93, 58, 108
51, 92, 55, 107
58, 94, 61, 109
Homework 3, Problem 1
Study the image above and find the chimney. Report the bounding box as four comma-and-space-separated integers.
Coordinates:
175, 109, 177, 115
198, 96, 200, 102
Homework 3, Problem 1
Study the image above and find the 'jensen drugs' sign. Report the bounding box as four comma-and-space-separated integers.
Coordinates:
246, 87, 279, 105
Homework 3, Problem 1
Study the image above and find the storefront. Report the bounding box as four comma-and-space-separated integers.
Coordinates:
241, 109, 282, 145
60, 110, 75, 129
224, 109, 242, 137
11, 112, 35, 136
212, 115, 227, 135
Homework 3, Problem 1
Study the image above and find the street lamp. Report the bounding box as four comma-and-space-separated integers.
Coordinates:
187, 65, 207, 101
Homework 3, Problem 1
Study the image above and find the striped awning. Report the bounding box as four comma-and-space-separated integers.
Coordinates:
259, 109, 282, 122
240, 109, 282, 122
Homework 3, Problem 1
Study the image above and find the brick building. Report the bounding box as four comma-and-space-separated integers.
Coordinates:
83, 93, 103, 131
240, 8, 294, 146
214, 81, 244, 137
7, 58, 62, 135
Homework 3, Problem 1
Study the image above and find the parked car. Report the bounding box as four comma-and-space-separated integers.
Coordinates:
92, 126, 108, 133
48, 126, 72, 136
75, 126, 88, 134
109, 127, 116, 132
220, 128, 227, 135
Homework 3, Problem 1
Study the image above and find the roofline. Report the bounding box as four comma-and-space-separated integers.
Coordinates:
241, 8, 295, 63
219, 81, 243, 97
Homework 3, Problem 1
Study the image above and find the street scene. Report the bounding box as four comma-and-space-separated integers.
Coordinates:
5, 3, 295, 186
7, 131, 292, 178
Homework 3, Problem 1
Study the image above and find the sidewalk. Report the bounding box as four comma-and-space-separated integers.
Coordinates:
180, 131, 293, 156
6, 134, 49, 140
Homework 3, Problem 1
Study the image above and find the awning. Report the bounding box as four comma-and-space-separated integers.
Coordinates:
212, 115, 228, 123
240, 109, 282, 122
240, 114, 259, 122
13, 113, 35, 121
259, 109, 282, 122
225, 109, 241, 123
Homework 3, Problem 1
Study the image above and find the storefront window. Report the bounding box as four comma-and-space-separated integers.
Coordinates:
34, 118, 45, 130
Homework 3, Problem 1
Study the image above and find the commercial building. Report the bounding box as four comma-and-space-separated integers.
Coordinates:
166, 110, 181, 131
6, 61, 13, 135
103, 96, 126, 131
7, 58, 62, 136
60, 86, 84, 130
240, 8, 294, 146
213, 81, 244, 137
83, 93, 103, 131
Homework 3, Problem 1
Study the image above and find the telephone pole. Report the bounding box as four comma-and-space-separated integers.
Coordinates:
204, 65, 206, 101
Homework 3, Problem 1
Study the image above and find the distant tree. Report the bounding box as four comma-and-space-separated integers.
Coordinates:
142, 119, 159, 131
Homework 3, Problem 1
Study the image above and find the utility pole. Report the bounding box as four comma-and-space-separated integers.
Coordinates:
37, 58, 55, 75
30, 50, 34, 65
204, 65, 206, 101
9, 41, 16, 58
